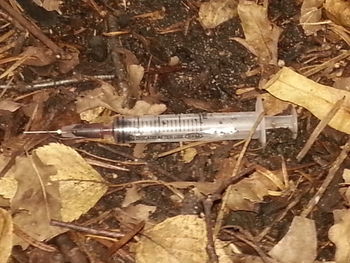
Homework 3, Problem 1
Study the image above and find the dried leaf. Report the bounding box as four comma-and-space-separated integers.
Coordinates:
334, 77, 350, 91
58, 47, 80, 74
21, 46, 56, 67
134, 215, 208, 263
264, 67, 350, 135
324, 0, 350, 27
198, 0, 238, 29
269, 216, 317, 263
261, 93, 290, 116
122, 185, 142, 208
233, 1, 281, 65
329, 209, 350, 263
33, 0, 62, 12
300, 0, 324, 36
0, 100, 22, 112
225, 168, 283, 211
35, 143, 108, 221
123, 204, 156, 222
11, 155, 63, 248
76, 82, 166, 117
0, 208, 12, 263
182, 148, 197, 163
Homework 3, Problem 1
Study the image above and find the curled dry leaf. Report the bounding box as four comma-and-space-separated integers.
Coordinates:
122, 185, 142, 208
264, 67, 350, 135
0, 208, 12, 263
198, 0, 238, 29
76, 82, 166, 121
134, 215, 208, 263
233, 1, 281, 65
329, 209, 350, 263
324, 0, 350, 27
300, 0, 324, 36
269, 216, 317, 263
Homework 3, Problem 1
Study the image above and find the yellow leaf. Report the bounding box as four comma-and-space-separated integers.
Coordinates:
264, 67, 350, 134
324, 0, 350, 27
35, 143, 108, 222
0, 208, 12, 263
135, 215, 208, 263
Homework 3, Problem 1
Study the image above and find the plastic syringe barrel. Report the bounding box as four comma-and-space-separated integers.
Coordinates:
111, 99, 297, 145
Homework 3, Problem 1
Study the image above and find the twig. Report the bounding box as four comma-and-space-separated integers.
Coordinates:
97, 143, 181, 181
301, 137, 350, 217
202, 197, 219, 263
0, 0, 63, 56
297, 97, 345, 161
0, 74, 115, 91
223, 227, 272, 263
107, 14, 132, 107
50, 219, 124, 239
13, 224, 57, 252
301, 50, 350, 77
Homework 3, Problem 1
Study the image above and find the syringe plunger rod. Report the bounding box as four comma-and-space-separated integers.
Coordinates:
69, 99, 297, 145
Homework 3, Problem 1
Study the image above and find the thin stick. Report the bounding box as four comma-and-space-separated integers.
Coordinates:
51, 219, 124, 238
297, 97, 345, 161
0, 74, 115, 91
301, 137, 350, 217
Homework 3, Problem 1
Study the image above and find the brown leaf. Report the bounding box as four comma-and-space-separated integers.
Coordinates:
21, 46, 56, 67
233, 1, 281, 65
11, 154, 63, 248
300, 0, 324, 36
199, 0, 238, 29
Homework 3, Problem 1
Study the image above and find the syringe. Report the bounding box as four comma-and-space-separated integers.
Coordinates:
24, 99, 297, 145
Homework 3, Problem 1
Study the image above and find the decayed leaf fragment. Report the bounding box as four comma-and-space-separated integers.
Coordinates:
300, 0, 324, 35
11, 155, 63, 248
324, 0, 350, 27
198, 0, 238, 29
0, 208, 13, 263
264, 67, 350, 134
134, 215, 208, 263
233, 1, 281, 65
329, 209, 350, 263
269, 216, 317, 263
